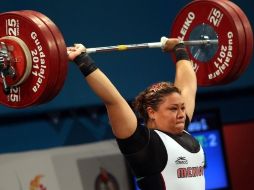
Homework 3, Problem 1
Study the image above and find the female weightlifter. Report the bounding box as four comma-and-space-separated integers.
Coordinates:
67, 37, 205, 190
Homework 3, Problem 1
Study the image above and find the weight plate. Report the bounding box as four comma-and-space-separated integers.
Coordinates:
0, 11, 58, 108
222, 0, 253, 83
197, 0, 246, 84
17, 10, 61, 105
23, 10, 68, 104
13, 11, 60, 106
19, 10, 61, 105
171, 0, 245, 86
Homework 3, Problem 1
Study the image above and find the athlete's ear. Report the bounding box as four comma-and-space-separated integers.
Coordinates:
147, 106, 155, 120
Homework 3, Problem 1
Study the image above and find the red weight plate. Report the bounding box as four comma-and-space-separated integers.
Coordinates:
12, 11, 59, 106
199, 0, 246, 84
19, 10, 62, 105
171, 0, 245, 86
23, 10, 68, 104
0, 11, 58, 108
0, 36, 31, 86
222, 0, 253, 82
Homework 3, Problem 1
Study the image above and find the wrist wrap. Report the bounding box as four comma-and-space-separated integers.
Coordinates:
174, 43, 190, 62
74, 52, 98, 77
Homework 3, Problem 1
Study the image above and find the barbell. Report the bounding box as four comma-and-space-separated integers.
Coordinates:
0, 0, 253, 108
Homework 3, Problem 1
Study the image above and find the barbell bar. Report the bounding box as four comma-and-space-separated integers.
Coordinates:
85, 38, 219, 54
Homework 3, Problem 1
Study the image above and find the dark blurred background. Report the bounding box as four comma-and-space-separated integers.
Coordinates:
0, 0, 253, 189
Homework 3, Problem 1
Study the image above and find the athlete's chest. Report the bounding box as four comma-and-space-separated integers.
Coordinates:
155, 130, 205, 171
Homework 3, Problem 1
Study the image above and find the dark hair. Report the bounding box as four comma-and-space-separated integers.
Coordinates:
132, 81, 181, 123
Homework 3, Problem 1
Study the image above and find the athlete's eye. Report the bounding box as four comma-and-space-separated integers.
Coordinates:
170, 107, 177, 111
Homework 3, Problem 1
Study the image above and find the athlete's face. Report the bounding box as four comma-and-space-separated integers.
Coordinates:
148, 92, 186, 134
